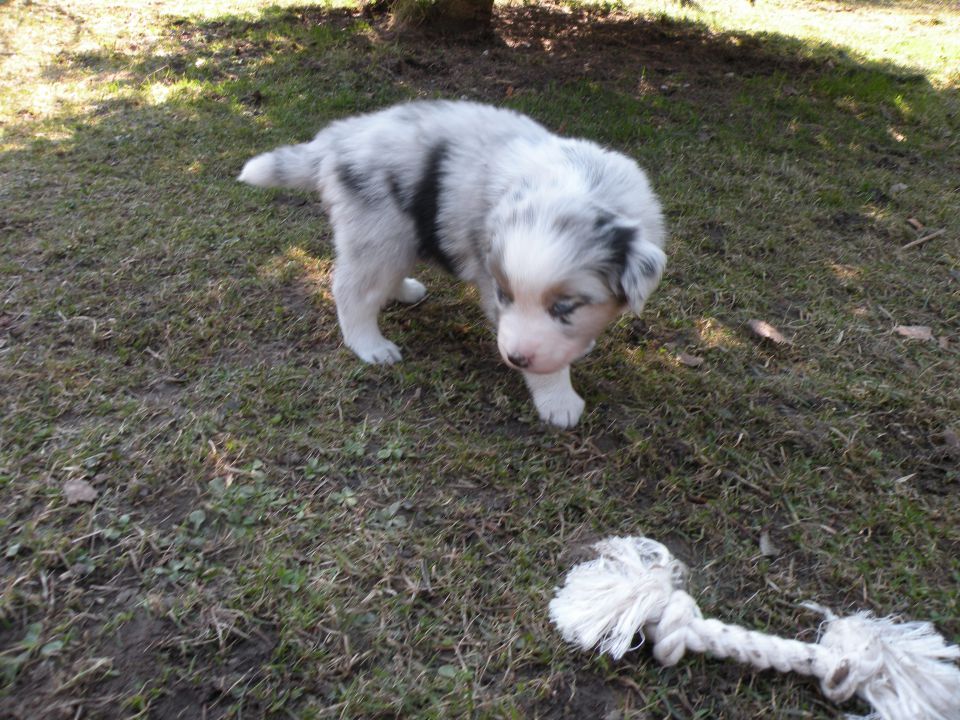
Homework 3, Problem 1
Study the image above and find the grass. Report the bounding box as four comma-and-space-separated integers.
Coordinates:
1, 0, 959, 717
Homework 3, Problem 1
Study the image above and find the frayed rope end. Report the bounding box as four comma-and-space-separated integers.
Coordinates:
817, 611, 960, 720
548, 537, 688, 660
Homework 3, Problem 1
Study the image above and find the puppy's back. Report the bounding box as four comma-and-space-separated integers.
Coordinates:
239, 101, 548, 197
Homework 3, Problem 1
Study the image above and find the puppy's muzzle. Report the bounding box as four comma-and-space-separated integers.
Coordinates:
506, 352, 531, 369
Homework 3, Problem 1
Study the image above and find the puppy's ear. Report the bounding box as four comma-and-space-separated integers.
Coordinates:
620, 232, 667, 314
595, 216, 667, 313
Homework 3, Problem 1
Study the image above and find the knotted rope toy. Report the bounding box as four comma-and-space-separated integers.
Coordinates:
549, 537, 960, 720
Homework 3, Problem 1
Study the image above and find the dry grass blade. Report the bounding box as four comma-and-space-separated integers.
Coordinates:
901, 228, 946, 250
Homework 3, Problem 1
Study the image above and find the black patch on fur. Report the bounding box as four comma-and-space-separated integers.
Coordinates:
387, 173, 405, 208
637, 251, 661, 279
410, 143, 456, 274
604, 225, 634, 274
594, 223, 636, 304
593, 211, 615, 230
336, 163, 367, 198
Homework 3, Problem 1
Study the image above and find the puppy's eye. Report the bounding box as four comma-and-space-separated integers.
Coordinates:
496, 285, 512, 305
549, 298, 583, 323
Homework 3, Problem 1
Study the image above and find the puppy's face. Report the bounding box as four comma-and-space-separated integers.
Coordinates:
492, 263, 621, 374
488, 204, 666, 375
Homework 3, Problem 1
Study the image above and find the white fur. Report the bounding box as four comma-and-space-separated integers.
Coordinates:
238, 100, 667, 426
523, 367, 586, 428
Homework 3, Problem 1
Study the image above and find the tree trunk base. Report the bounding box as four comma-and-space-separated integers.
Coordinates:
388, 0, 494, 35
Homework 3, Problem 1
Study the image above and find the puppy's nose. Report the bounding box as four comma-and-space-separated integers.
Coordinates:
507, 353, 530, 369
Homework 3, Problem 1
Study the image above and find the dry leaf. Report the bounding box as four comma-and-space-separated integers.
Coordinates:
893, 325, 934, 341
759, 530, 779, 557
938, 336, 951, 351
63, 478, 98, 505
906, 217, 924, 231
748, 319, 792, 345
942, 428, 960, 451
677, 352, 704, 368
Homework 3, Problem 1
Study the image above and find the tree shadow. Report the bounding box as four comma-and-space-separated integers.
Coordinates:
22, 0, 949, 187
34, 0, 949, 130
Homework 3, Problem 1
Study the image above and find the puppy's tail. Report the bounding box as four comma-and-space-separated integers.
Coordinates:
238, 142, 320, 192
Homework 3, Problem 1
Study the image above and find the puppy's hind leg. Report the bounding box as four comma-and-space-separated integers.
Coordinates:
333, 256, 409, 365
391, 277, 427, 305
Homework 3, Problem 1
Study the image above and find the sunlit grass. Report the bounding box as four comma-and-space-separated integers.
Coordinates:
696, 317, 745, 350
569, 0, 960, 86
0, 0, 340, 127
260, 246, 335, 302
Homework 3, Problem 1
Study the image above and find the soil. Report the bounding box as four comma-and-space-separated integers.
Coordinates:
335, 0, 821, 106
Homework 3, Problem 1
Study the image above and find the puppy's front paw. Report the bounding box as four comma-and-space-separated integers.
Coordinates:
352, 339, 402, 365
534, 391, 585, 428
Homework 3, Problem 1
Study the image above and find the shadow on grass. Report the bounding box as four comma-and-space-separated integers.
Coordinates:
30, 0, 951, 137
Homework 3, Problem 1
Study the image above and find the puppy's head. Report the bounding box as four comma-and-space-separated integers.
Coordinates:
488, 204, 666, 375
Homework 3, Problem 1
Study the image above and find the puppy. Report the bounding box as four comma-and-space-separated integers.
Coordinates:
239, 100, 666, 427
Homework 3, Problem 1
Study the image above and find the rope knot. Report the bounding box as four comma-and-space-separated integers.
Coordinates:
818, 615, 885, 702
648, 590, 702, 666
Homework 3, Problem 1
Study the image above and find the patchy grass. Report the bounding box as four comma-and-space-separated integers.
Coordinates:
1, 0, 958, 718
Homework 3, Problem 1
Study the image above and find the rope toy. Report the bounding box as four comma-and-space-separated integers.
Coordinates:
549, 536, 960, 720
